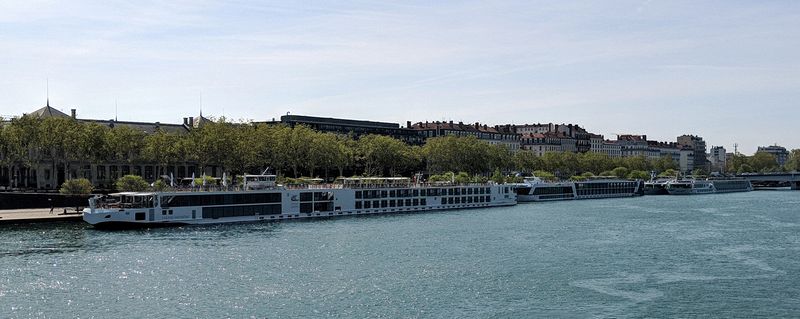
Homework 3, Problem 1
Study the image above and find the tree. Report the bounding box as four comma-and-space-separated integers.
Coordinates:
737, 164, 754, 174
115, 175, 149, 192
143, 129, 182, 178
785, 149, 800, 172
623, 155, 650, 172
60, 177, 94, 213
658, 169, 679, 178
356, 134, 410, 176
152, 179, 168, 191
651, 155, 677, 172
626, 170, 649, 180
578, 152, 612, 175
750, 152, 778, 172
611, 167, 629, 179
532, 170, 557, 181
59, 178, 94, 195
104, 125, 146, 164
491, 168, 505, 184
726, 153, 749, 173
691, 168, 707, 177
513, 150, 541, 173
487, 144, 514, 174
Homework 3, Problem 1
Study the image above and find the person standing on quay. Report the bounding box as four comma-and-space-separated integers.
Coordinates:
49, 198, 54, 214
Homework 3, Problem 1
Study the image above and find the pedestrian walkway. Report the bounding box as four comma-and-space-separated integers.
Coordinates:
0, 208, 83, 224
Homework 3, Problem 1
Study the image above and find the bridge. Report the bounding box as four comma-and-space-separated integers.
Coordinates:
736, 172, 800, 189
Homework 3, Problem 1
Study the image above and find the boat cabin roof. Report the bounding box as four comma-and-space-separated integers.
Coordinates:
336, 177, 412, 188
109, 192, 155, 196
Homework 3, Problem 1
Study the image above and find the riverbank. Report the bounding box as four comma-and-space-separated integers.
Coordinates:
0, 208, 83, 225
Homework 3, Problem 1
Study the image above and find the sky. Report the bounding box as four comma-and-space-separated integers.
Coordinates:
1, 0, 798, 154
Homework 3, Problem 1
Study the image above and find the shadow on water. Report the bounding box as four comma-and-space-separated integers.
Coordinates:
0, 221, 96, 258
0, 220, 287, 258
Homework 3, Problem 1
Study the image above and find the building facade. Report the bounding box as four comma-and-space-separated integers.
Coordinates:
677, 134, 708, 172
410, 121, 520, 152
708, 146, 727, 173
264, 114, 426, 145
756, 145, 789, 166
514, 123, 590, 153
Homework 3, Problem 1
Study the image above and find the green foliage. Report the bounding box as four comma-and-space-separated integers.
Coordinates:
626, 170, 649, 180
513, 150, 542, 173
491, 168, 505, 184
691, 168, 707, 178
428, 172, 452, 183
4, 113, 746, 186
115, 175, 149, 192
532, 170, 557, 181
152, 179, 168, 191
658, 169, 679, 178
454, 172, 472, 184
194, 175, 217, 186
749, 152, 778, 172
737, 164, 754, 174
652, 155, 677, 172
727, 152, 781, 174
611, 167, 629, 179
785, 149, 800, 172
429, 172, 487, 184
357, 134, 417, 176
59, 178, 94, 195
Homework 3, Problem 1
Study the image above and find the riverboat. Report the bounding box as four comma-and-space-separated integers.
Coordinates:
82, 175, 517, 229
514, 176, 644, 202
664, 178, 752, 195
643, 179, 671, 195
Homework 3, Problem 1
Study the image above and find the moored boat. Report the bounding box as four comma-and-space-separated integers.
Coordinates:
514, 176, 644, 202
643, 179, 671, 195
664, 178, 752, 195
82, 175, 517, 229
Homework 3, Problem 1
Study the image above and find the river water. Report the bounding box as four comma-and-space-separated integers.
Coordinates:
1, 191, 798, 318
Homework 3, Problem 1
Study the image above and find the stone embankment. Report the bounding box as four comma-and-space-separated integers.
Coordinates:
0, 208, 83, 225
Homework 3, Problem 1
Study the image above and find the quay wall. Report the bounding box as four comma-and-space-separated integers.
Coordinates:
0, 193, 93, 210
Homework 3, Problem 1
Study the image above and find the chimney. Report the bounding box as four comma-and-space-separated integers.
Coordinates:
407, 121, 411, 128
183, 117, 188, 125
449, 120, 453, 125
70, 109, 76, 119
475, 122, 479, 129
189, 117, 194, 127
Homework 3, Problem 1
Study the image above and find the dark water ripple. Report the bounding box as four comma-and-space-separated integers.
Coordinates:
1, 191, 798, 318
